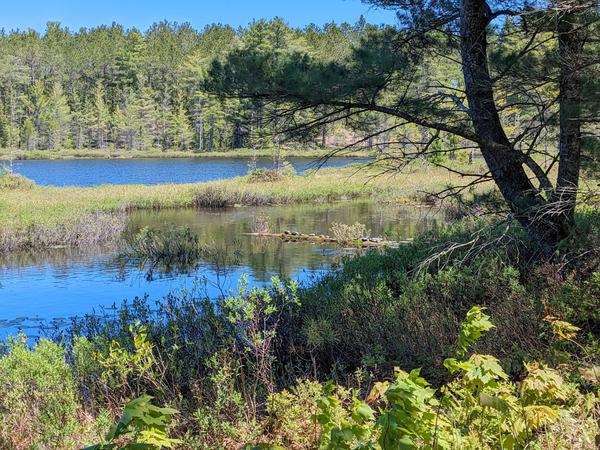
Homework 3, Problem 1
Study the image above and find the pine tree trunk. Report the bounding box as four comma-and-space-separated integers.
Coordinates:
459, 0, 576, 252
555, 9, 584, 233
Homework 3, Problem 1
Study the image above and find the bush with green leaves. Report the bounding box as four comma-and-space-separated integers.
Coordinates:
191, 352, 257, 449
0, 335, 78, 449
246, 162, 296, 183
94, 323, 163, 400
330, 222, 371, 245
84, 395, 180, 450
251, 307, 598, 449
0, 172, 35, 190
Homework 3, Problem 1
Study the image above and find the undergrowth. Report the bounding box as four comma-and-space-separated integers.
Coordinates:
1, 211, 599, 448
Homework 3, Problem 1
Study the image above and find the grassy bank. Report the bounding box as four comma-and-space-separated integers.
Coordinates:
0, 147, 375, 161
0, 165, 481, 251
1, 214, 598, 448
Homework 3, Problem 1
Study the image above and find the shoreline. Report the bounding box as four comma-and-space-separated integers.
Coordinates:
0, 165, 469, 252
0, 147, 376, 161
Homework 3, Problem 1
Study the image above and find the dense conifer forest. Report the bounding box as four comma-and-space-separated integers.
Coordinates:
0, 19, 386, 151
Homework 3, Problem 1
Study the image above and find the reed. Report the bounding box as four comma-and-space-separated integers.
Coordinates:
0, 164, 483, 250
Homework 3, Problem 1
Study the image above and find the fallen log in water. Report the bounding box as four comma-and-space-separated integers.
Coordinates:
243, 231, 409, 248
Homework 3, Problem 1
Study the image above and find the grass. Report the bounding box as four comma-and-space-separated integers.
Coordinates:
0, 146, 375, 161
1, 164, 481, 221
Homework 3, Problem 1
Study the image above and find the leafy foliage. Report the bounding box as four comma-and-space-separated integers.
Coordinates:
258, 307, 591, 449
84, 395, 180, 450
0, 335, 78, 449
330, 222, 371, 245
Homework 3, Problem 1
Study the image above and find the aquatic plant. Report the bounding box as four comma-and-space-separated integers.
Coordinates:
119, 227, 204, 279
330, 222, 371, 245
250, 214, 271, 234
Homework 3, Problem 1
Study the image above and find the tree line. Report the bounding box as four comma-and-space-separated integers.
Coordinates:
0, 18, 383, 152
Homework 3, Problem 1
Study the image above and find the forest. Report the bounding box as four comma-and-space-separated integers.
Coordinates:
0, 18, 388, 152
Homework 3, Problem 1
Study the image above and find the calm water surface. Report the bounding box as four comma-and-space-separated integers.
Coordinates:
0, 202, 442, 337
11, 157, 370, 187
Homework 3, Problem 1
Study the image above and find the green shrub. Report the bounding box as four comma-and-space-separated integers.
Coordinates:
94, 323, 163, 403
72, 336, 103, 404
0, 172, 35, 190
263, 379, 326, 449
191, 352, 257, 449
247, 162, 296, 183
252, 307, 598, 449
84, 395, 180, 450
0, 335, 78, 449
292, 250, 543, 382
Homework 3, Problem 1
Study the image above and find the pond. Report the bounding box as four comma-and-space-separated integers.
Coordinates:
0, 201, 442, 337
9, 156, 371, 187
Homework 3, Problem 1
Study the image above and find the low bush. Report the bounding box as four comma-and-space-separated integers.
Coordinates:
0, 172, 35, 190
246, 162, 297, 183
84, 395, 180, 450
251, 307, 599, 449
192, 185, 276, 208
0, 336, 79, 449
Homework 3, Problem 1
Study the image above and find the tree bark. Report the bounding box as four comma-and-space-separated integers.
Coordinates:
555, 9, 584, 233
459, 0, 576, 251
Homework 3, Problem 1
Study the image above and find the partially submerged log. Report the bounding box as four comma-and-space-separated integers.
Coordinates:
243, 231, 407, 248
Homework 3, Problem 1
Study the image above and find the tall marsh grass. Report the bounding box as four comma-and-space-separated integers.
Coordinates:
0, 211, 126, 252
0, 165, 485, 250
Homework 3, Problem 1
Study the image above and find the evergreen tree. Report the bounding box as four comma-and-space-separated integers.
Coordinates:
89, 80, 110, 148
169, 90, 193, 149
43, 82, 71, 149
0, 102, 9, 147
20, 79, 48, 149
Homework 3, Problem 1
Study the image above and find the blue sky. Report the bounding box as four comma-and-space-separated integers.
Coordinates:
2, 0, 398, 33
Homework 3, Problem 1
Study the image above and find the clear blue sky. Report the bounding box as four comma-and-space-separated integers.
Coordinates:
2, 0, 398, 33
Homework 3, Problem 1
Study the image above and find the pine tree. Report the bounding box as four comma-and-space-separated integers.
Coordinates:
0, 102, 9, 148
43, 82, 71, 149
20, 80, 48, 149
112, 104, 126, 148
21, 117, 35, 150
114, 29, 145, 100
90, 80, 110, 148
169, 90, 193, 150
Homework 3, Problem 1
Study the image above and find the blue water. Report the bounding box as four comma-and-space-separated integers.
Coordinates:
10, 157, 370, 187
0, 202, 442, 338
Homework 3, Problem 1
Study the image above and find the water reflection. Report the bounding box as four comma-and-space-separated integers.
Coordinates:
0, 202, 442, 336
